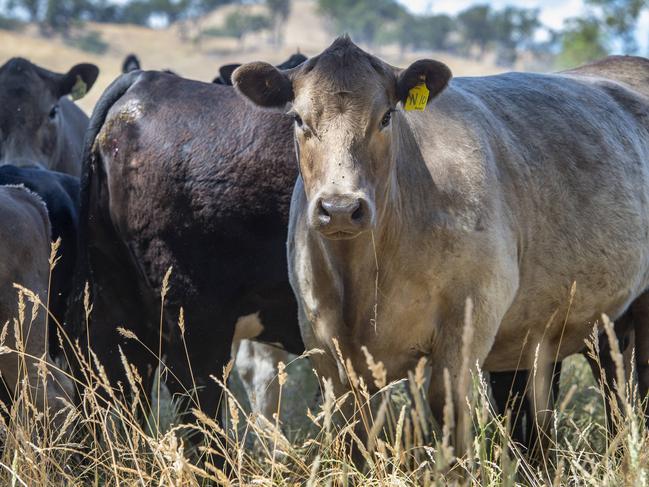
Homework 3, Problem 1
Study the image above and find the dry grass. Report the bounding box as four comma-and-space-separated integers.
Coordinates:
0, 248, 647, 486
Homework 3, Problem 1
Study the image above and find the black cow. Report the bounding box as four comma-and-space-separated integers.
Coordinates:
212, 52, 307, 85
0, 58, 98, 176
0, 165, 79, 354
122, 54, 141, 73
69, 71, 303, 446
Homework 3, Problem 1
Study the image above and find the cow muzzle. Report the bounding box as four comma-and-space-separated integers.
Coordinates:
311, 194, 374, 239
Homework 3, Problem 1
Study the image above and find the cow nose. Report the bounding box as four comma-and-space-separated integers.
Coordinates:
315, 195, 370, 237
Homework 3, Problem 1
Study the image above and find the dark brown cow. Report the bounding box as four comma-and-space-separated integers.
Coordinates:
69, 71, 303, 453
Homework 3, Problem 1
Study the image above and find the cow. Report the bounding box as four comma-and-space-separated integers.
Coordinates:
0, 165, 79, 356
213, 53, 307, 85
233, 37, 649, 457
0, 185, 73, 419
68, 70, 304, 452
0, 58, 99, 177
118, 53, 310, 424
122, 54, 141, 74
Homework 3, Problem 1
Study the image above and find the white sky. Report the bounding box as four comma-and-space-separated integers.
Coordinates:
397, 0, 649, 53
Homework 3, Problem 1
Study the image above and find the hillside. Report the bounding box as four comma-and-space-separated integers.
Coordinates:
0, 0, 502, 114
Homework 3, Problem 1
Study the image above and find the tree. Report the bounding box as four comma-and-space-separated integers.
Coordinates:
267, 0, 289, 46
390, 13, 455, 52
586, 0, 648, 54
556, 17, 608, 69
8, 0, 40, 21
317, 0, 407, 46
457, 4, 493, 59
491, 7, 540, 65
44, 0, 93, 34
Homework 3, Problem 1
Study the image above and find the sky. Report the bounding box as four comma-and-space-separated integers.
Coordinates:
397, 0, 649, 53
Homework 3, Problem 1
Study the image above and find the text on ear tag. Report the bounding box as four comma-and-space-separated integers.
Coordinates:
404, 83, 429, 111
71, 76, 88, 101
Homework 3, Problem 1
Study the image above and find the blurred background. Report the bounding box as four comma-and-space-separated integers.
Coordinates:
0, 0, 646, 111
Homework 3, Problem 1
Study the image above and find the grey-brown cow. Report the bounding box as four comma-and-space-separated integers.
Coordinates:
0, 185, 73, 418
234, 37, 649, 455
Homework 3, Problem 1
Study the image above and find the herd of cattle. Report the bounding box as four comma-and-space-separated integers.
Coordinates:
1, 36, 649, 461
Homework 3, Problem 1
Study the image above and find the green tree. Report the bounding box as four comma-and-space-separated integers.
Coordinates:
390, 13, 455, 52
44, 0, 92, 34
457, 4, 493, 59
267, 0, 289, 45
491, 7, 540, 65
556, 17, 608, 69
8, 0, 40, 21
586, 0, 648, 54
318, 0, 407, 45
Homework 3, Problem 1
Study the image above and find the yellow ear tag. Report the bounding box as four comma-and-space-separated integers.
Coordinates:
71, 76, 88, 101
404, 83, 429, 111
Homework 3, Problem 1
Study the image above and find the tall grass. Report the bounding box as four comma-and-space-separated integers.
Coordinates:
0, 255, 647, 485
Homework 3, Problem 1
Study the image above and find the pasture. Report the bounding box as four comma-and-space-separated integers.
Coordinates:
0, 290, 644, 486
1, 2, 649, 486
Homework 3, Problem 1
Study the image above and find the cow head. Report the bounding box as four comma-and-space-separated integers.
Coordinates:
0, 58, 98, 169
233, 37, 451, 240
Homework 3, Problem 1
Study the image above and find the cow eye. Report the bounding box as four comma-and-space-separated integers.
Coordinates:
380, 110, 392, 129
49, 105, 59, 120
293, 113, 303, 127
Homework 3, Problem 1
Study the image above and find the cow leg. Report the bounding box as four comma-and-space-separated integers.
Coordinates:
584, 309, 633, 436
524, 341, 559, 464
490, 370, 529, 446
162, 322, 232, 464
632, 293, 649, 419
234, 340, 288, 423
426, 295, 508, 458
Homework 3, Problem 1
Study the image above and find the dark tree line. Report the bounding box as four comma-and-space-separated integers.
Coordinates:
2, 0, 649, 68
318, 0, 649, 68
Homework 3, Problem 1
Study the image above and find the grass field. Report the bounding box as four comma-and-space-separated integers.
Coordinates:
0, 267, 647, 486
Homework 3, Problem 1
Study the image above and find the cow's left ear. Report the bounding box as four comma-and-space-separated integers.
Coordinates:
214, 63, 241, 86
59, 63, 99, 100
396, 60, 452, 106
233, 62, 293, 109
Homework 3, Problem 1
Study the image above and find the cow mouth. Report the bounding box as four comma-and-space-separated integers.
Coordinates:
320, 229, 362, 240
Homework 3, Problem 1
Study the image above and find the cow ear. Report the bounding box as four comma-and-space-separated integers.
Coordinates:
233, 62, 293, 109
396, 60, 451, 107
59, 63, 99, 100
215, 63, 241, 86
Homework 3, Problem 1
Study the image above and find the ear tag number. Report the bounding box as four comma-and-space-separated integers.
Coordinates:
404, 83, 429, 111
71, 76, 88, 101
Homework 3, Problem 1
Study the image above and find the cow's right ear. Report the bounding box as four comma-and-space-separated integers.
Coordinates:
233, 62, 293, 109
59, 63, 100, 100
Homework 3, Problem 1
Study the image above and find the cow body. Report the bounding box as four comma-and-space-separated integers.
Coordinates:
0, 165, 79, 353
71, 71, 302, 423
0, 58, 98, 176
289, 61, 649, 382
0, 185, 72, 415
234, 39, 649, 454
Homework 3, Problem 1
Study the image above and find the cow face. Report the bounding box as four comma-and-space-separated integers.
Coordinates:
0, 58, 98, 168
234, 37, 450, 240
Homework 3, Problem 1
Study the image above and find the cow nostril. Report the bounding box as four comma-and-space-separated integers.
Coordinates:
317, 199, 330, 219
351, 201, 363, 222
